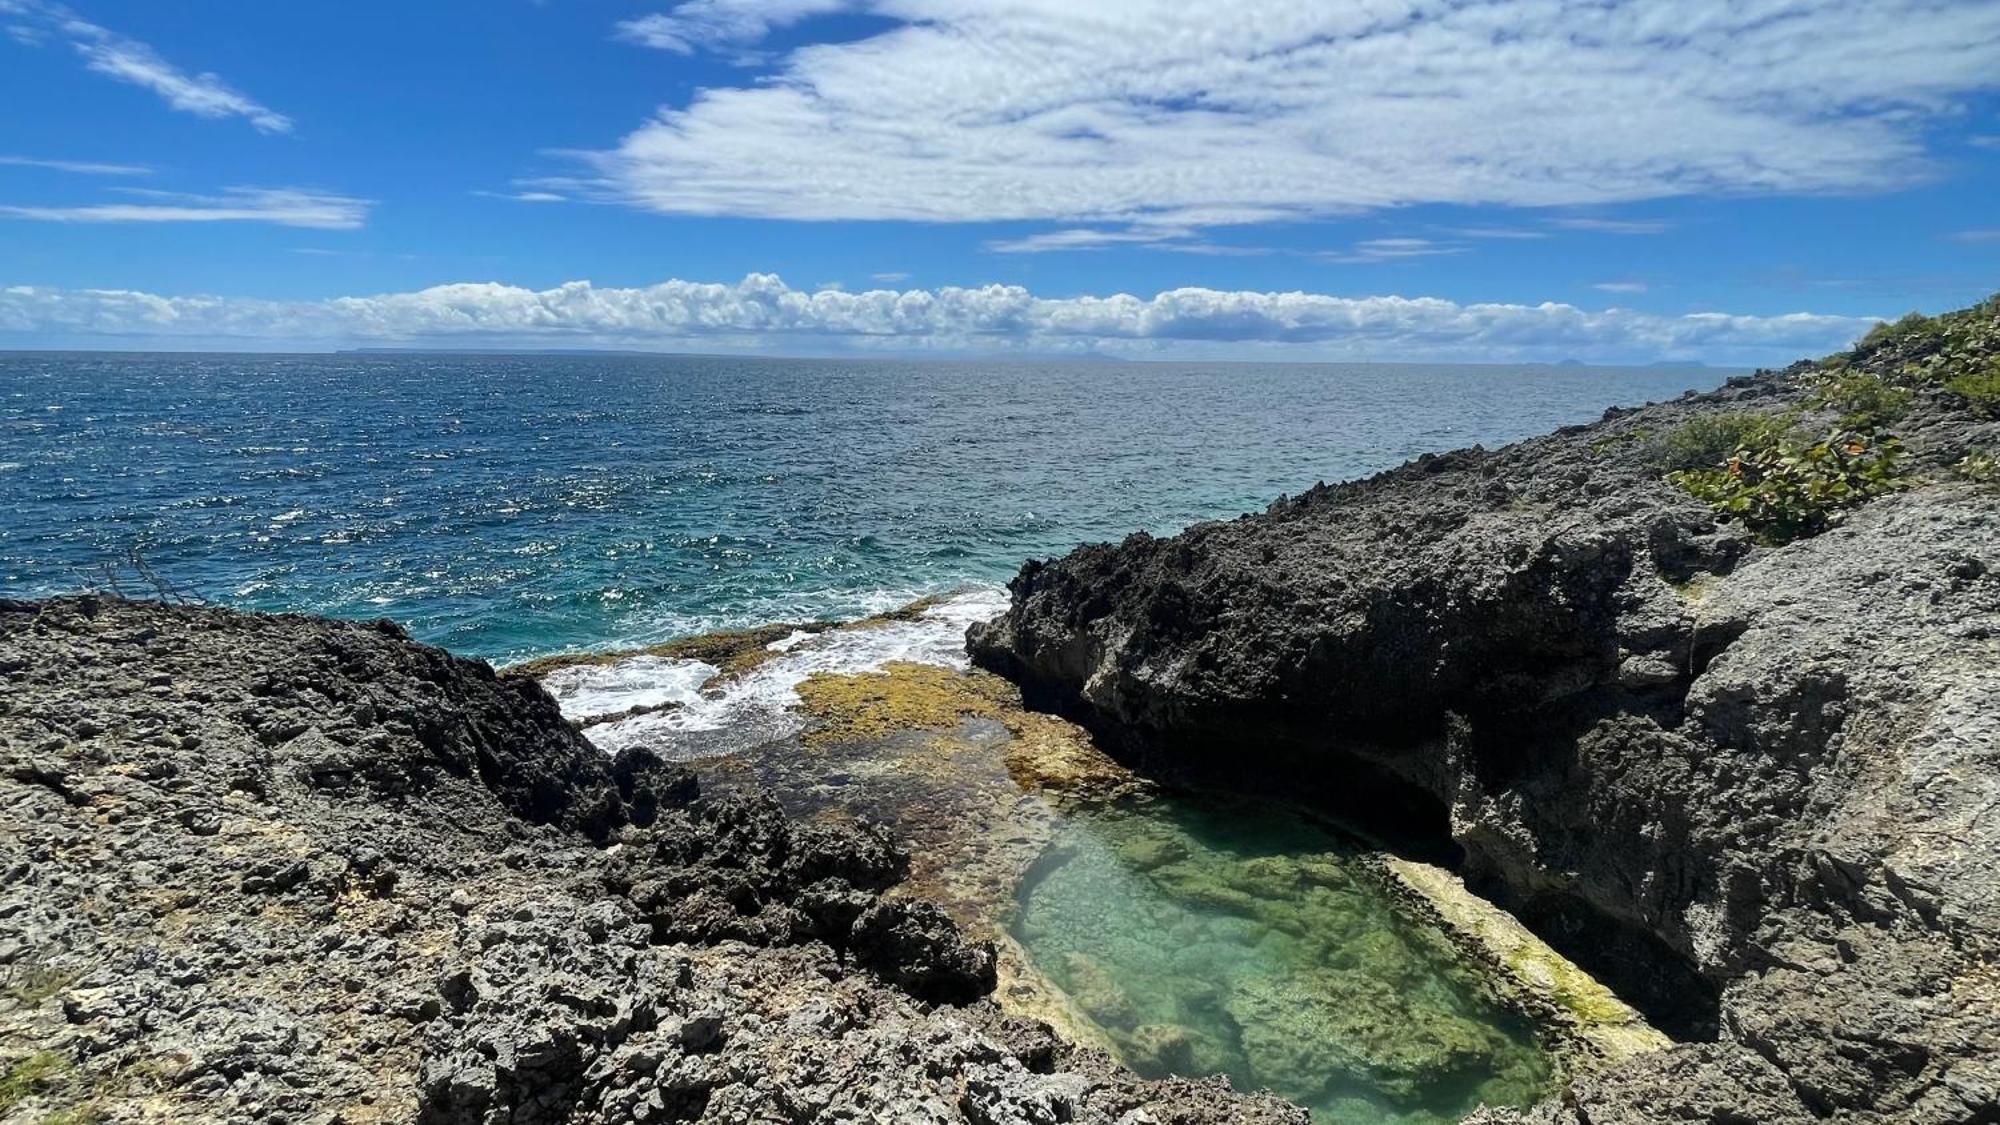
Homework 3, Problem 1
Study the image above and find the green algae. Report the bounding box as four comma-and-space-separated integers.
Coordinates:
1013, 795, 1553, 1124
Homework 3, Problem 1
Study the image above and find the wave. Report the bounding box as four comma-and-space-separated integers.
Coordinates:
547, 585, 1009, 759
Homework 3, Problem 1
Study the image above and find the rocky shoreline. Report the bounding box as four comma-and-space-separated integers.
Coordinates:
3, 298, 1994, 1123
970, 301, 2000, 1122
0, 596, 1304, 1123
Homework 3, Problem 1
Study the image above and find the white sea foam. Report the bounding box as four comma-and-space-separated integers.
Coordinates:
571, 585, 1009, 759
542, 655, 721, 723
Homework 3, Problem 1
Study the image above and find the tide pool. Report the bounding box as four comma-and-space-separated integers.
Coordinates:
1015, 795, 1551, 1123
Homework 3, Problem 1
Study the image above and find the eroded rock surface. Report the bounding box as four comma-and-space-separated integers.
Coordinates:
0, 596, 1303, 1123
971, 342, 2000, 1121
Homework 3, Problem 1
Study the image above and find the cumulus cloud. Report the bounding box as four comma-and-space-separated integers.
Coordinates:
0, 0, 291, 133
0, 188, 369, 229
598, 0, 2000, 229
1594, 281, 1649, 294
0, 274, 1879, 364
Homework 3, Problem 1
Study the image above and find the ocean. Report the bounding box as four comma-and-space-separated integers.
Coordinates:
0, 351, 1726, 664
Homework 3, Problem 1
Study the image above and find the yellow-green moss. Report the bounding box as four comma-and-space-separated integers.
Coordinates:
1382, 857, 1669, 1073
793, 662, 1012, 743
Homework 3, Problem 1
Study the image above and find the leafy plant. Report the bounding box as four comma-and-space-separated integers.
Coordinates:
1944, 362, 2000, 419
1957, 450, 1999, 484
1855, 311, 1940, 352
1648, 412, 1794, 472
1840, 295, 2000, 393
1810, 370, 1912, 431
1668, 429, 1906, 544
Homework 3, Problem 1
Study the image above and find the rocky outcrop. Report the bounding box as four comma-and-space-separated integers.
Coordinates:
971, 320, 2000, 1122
0, 596, 1303, 1123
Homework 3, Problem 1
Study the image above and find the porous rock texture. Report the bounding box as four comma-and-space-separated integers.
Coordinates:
0, 597, 1303, 1124
971, 340, 2000, 1122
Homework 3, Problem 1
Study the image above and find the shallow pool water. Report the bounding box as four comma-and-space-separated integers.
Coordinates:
1012, 795, 1551, 1123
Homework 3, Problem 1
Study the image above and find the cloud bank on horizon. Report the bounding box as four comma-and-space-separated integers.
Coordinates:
0, 0, 1994, 358
590, 0, 2000, 241
0, 275, 1879, 364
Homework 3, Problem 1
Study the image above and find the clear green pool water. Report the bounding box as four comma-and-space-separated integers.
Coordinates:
1012, 795, 1551, 1123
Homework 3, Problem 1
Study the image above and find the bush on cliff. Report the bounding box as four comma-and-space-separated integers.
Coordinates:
1945, 362, 2000, 419
1957, 449, 1999, 484
1809, 369, 1913, 431
1648, 412, 1795, 472
1668, 429, 1905, 544
1846, 293, 2000, 388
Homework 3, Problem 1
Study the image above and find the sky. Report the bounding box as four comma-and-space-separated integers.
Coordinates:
1, 0, 1997, 363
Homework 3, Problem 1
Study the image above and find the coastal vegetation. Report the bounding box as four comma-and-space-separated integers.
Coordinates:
1663, 291, 1999, 543
1665, 428, 1905, 544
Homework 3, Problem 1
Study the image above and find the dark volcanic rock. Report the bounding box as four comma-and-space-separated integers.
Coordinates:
971, 346, 2000, 1122
0, 596, 1303, 1123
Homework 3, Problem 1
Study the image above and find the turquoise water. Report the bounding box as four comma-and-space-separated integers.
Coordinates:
0, 351, 1722, 661
1015, 795, 1551, 1123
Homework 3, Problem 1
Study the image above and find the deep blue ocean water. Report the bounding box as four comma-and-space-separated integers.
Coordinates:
0, 351, 1725, 662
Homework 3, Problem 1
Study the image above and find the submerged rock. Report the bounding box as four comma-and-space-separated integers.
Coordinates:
1012, 794, 1555, 1122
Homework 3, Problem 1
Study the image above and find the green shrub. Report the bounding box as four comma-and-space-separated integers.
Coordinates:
1810, 370, 1912, 431
1957, 450, 1999, 484
1648, 412, 1794, 472
1668, 429, 1906, 544
1856, 312, 1940, 352
0, 1052, 69, 1112
1944, 362, 2000, 419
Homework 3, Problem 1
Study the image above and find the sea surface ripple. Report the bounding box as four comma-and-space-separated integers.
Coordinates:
0, 351, 1726, 662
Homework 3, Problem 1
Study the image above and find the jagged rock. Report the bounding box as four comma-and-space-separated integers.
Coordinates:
0, 597, 1303, 1124
971, 359, 2000, 1121
851, 898, 999, 1004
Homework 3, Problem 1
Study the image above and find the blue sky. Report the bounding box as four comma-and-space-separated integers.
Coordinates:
1, 0, 1997, 362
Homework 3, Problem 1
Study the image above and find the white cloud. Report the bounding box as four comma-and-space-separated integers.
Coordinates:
1, 1, 291, 133
1594, 281, 1649, 293
1947, 229, 2000, 243
986, 226, 1186, 253
870, 271, 909, 282
986, 224, 1277, 255
617, 0, 851, 55
0, 273, 1879, 364
1553, 217, 1672, 235
473, 189, 568, 203
0, 188, 370, 229
0, 154, 150, 175
1319, 238, 1468, 263
594, 0, 2000, 230
1445, 226, 1550, 241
